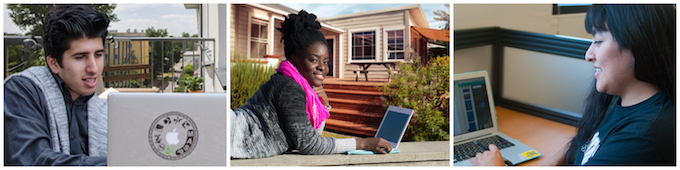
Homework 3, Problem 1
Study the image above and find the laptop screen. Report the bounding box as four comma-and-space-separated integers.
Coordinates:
453, 77, 494, 136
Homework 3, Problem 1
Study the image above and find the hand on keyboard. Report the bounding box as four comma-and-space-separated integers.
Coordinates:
469, 144, 505, 166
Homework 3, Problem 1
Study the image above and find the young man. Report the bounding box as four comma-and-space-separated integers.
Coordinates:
4, 5, 110, 165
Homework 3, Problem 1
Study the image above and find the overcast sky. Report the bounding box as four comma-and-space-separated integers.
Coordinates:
3, 3, 450, 36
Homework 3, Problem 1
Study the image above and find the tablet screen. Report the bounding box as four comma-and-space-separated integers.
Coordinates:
375, 110, 411, 144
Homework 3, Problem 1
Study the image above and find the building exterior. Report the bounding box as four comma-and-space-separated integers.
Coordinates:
316, 4, 432, 78
108, 29, 150, 66
184, 4, 226, 93
190, 3, 447, 80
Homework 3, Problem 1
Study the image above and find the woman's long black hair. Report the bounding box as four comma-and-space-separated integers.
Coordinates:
276, 10, 327, 60
564, 4, 676, 165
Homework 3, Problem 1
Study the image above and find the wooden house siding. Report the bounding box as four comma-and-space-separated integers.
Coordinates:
321, 10, 409, 79
273, 19, 285, 58
228, 4, 427, 79
321, 11, 404, 29
230, 5, 249, 58
229, 5, 238, 57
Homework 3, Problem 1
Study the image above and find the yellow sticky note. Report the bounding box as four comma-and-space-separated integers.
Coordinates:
521, 150, 539, 158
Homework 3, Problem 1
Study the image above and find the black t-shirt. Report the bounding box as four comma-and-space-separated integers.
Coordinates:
573, 92, 675, 165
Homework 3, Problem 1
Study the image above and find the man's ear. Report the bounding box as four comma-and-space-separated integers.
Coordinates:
46, 56, 60, 74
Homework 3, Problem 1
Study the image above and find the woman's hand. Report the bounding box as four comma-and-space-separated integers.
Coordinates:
469, 144, 505, 166
313, 86, 329, 107
355, 137, 392, 154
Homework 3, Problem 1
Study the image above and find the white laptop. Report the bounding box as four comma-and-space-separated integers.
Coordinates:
453, 70, 540, 166
107, 93, 226, 166
348, 106, 413, 154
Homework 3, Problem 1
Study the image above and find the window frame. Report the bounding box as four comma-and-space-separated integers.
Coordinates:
383, 26, 406, 61
348, 27, 379, 63
248, 18, 269, 59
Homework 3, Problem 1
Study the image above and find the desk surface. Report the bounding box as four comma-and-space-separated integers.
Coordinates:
496, 106, 576, 166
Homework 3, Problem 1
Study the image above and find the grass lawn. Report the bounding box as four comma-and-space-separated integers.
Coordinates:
321, 131, 359, 139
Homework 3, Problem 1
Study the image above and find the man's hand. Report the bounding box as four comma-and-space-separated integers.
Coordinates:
470, 144, 505, 166
313, 86, 329, 107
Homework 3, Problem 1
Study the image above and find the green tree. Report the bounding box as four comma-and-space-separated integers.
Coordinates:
7, 4, 119, 36
433, 4, 450, 31
5, 44, 44, 76
432, 4, 450, 56
379, 55, 450, 141
181, 32, 199, 51
145, 27, 184, 88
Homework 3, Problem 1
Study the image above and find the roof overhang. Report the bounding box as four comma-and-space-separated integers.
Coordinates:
412, 26, 449, 42
318, 4, 429, 28
184, 4, 199, 9
408, 6, 429, 28
246, 4, 344, 34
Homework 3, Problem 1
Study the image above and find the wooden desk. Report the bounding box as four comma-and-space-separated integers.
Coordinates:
496, 106, 576, 166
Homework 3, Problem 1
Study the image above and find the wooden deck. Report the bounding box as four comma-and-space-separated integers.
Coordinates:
322, 77, 392, 137
323, 77, 390, 86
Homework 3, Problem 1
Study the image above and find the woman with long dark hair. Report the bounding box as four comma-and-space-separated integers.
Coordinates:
230, 10, 392, 159
471, 4, 675, 166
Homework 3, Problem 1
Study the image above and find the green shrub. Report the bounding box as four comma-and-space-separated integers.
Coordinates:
183, 64, 194, 75
174, 73, 192, 92
378, 55, 450, 141
230, 53, 277, 110
185, 76, 204, 91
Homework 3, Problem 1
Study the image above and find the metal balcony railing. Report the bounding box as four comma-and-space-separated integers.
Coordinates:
4, 36, 215, 93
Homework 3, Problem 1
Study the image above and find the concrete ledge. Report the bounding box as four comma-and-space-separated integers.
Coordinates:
231, 141, 450, 166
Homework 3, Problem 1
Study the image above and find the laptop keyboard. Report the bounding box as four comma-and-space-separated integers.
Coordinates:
454, 135, 515, 163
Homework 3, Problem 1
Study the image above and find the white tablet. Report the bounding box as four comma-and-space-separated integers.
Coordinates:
374, 106, 414, 149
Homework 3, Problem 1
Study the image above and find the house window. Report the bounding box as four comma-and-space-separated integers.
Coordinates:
250, 19, 268, 58
352, 31, 376, 60
386, 30, 404, 60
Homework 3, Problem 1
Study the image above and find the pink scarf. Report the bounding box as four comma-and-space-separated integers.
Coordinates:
275, 60, 329, 130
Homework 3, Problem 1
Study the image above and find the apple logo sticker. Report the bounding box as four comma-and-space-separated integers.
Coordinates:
166, 128, 180, 145
149, 111, 198, 160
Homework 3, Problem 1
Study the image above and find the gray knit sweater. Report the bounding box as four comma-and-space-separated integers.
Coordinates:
230, 73, 355, 159
4, 66, 107, 165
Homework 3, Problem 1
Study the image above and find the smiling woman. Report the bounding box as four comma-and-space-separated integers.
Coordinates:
229, 10, 393, 159
469, 4, 676, 166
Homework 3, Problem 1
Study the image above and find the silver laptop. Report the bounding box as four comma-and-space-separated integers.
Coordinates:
375, 106, 414, 149
108, 93, 226, 166
453, 70, 540, 166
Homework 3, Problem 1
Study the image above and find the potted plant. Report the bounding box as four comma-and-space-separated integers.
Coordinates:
183, 75, 204, 93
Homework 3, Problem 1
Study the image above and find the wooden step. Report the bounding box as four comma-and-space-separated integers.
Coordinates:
323, 83, 384, 92
329, 98, 386, 113
324, 119, 377, 137
325, 89, 384, 101
329, 108, 384, 125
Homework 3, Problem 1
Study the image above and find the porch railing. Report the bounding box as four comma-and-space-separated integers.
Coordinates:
4, 36, 215, 93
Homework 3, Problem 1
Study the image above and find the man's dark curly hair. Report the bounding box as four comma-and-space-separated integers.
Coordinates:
42, 5, 110, 66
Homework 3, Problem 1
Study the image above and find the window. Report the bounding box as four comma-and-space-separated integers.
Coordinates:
352, 31, 376, 60
386, 30, 405, 60
250, 19, 268, 58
